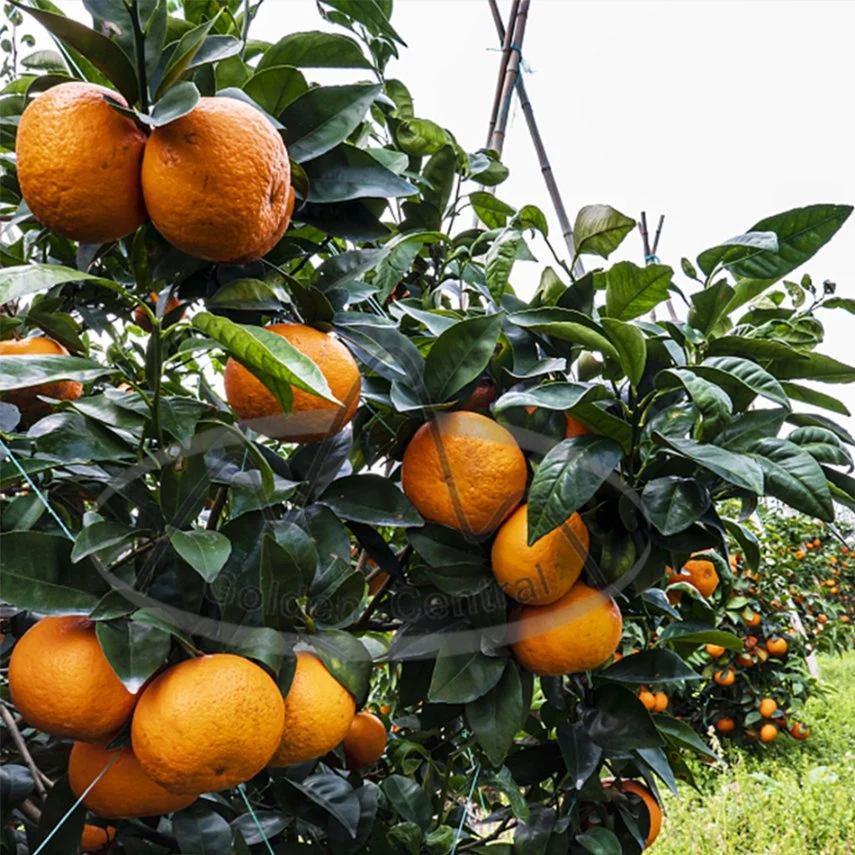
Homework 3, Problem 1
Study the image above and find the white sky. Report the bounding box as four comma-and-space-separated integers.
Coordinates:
23, 0, 855, 427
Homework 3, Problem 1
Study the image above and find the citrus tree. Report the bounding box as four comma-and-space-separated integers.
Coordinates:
2, 1, 855, 854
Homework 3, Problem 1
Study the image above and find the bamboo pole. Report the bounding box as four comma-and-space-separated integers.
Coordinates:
485, 0, 521, 150
489, 0, 531, 156
486, 0, 583, 276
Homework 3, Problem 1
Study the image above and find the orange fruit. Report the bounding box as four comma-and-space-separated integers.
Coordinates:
131, 654, 284, 794
564, 413, 592, 438
490, 504, 588, 605
511, 581, 622, 677
789, 722, 810, 740
735, 652, 755, 668
653, 691, 669, 713
743, 635, 758, 650
270, 651, 356, 767
0, 336, 83, 416
401, 411, 527, 537
766, 637, 788, 656
713, 668, 735, 686
16, 81, 146, 243
715, 717, 736, 733
759, 723, 778, 743
639, 690, 656, 711
813, 538, 821, 547
69, 741, 196, 818
223, 323, 361, 442
818, 614, 828, 624
741, 608, 761, 627
795, 550, 805, 560
80, 824, 116, 852
142, 97, 293, 263
459, 378, 496, 410
705, 643, 726, 658
604, 779, 662, 848
9, 616, 136, 742
666, 556, 719, 599
132, 291, 184, 333
343, 711, 387, 770
759, 697, 777, 718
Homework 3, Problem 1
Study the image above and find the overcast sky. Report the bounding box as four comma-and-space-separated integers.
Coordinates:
24, 1, 855, 426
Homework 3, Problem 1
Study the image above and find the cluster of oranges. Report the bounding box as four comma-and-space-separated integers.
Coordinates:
16, 81, 294, 263
8, 617, 387, 823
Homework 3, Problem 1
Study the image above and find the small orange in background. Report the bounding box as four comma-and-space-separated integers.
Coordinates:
564, 413, 592, 438
459, 377, 497, 411
759, 723, 778, 743
841, 615, 850, 624
603, 779, 662, 848
744, 635, 758, 650
653, 691, 669, 713
745, 728, 759, 742
666, 555, 719, 600
813, 538, 821, 547
766, 637, 788, 656
490, 503, 589, 605
80, 824, 116, 852
795, 550, 805, 560
735, 652, 755, 668
0, 336, 84, 416
714, 668, 735, 687
224, 323, 361, 443
817, 614, 828, 624
343, 711, 387, 770
741, 608, 761, 628
789, 722, 811, 740
705, 643, 726, 658
715, 716, 736, 733
639, 689, 657, 711
759, 697, 777, 718
132, 292, 184, 333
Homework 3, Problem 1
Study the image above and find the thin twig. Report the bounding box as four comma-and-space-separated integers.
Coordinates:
0, 704, 50, 799
205, 486, 228, 531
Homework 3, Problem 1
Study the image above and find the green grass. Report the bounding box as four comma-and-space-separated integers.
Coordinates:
655, 651, 855, 854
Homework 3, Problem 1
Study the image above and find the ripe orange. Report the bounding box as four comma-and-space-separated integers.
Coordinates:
69, 741, 196, 818
766, 637, 788, 656
9, 616, 136, 741
759, 723, 778, 743
132, 291, 184, 332
705, 643, 726, 658
653, 691, 669, 713
715, 717, 736, 733
224, 323, 361, 442
142, 97, 293, 263
16, 82, 146, 243
735, 653, 755, 668
131, 654, 284, 794
667, 556, 719, 599
743, 635, 758, 650
343, 711, 387, 769
741, 608, 761, 627
270, 651, 356, 767
639, 689, 656, 711
818, 614, 828, 624
795, 550, 805, 560
758, 697, 777, 718
490, 504, 588, 605
511, 581, 622, 677
789, 722, 811, 740
459, 378, 496, 410
0, 337, 83, 415
713, 668, 735, 687
604, 779, 662, 847
401, 411, 527, 537
80, 824, 116, 852
813, 538, 821, 547
564, 413, 592, 438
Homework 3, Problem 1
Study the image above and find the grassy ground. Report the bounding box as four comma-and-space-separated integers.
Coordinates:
655, 651, 855, 855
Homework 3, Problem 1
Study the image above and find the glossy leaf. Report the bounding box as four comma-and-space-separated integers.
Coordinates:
573, 204, 636, 259
317, 474, 422, 527
557, 721, 602, 790
598, 649, 702, 684
657, 368, 732, 439
494, 382, 606, 414
466, 662, 527, 766
257, 31, 371, 69
95, 619, 172, 693
696, 230, 779, 275
312, 630, 372, 704
138, 80, 199, 127
582, 684, 663, 750
471, 191, 516, 229
242, 65, 308, 118
694, 356, 790, 410
654, 434, 764, 493
0, 355, 109, 390
428, 638, 506, 704
603, 262, 674, 321
508, 307, 621, 363
305, 144, 415, 203
641, 476, 711, 536
767, 350, 855, 385
381, 776, 432, 831
601, 318, 647, 387
687, 280, 736, 336
168, 529, 231, 582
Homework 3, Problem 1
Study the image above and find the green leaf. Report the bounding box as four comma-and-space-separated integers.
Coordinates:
700, 204, 853, 281
527, 436, 623, 544
311, 630, 372, 705
317, 474, 422, 527
582, 684, 663, 750
315, 248, 389, 293
155, 16, 217, 98
697, 230, 779, 275
514, 204, 549, 236
657, 369, 732, 439
722, 519, 761, 571
748, 437, 834, 520
31, 777, 86, 855
168, 529, 231, 582
424, 314, 503, 403
573, 204, 636, 259
787, 426, 852, 467
471, 191, 516, 229
603, 262, 674, 321
823, 296, 855, 315
207, 278, 288, 311
428, 638, 506, 704
281, 82, 382, 162
138, 80, 199, 127
304, 143, 415, 203
381, 776, 432, 832
654, 435, 764, 493
323, 0, 405, 45
466, 663, 527, 766
576, 828, 622, 855
242, 65, 308, 117
29, 412, 135, 463
407, 524, 492, 597
687, 280, 736, 336
485, 229, 523, 297
12, 2, 138, 103
71, 521, 138, 563
694, 356, 791, 410
786, 412, 855, 447
494, 382, 606, 414
160, 449, 208, 529
601, 318, 647, 387
557, 721, 602, 790
598, 649, 702, 684
257, 31, 371, 69
287, 774, 360, 837
641, 476, 711, 536
0, 532, 100, 613
780, 382, 850, 416
655, 716, 719, 761
657, 622, 743, 650
173, 801, 235, 854
507, 307, 621, 363
95, 619, 171, 693
259, 531, 312, 631
394, 117, 449, 156
767, 350, 855, 385
192, 313, 336, 412
0, 355, 109, 391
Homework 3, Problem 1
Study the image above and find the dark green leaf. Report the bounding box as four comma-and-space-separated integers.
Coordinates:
138, 80, 199, 127
787, 426, 852, 466
288, 773, 361, 837
641, 477, 711, 536
323, 0, 405, 45
721, 519, 760, 571
160, 449, 209, 528
557, 721, 602, 790
466, 662, 527, 766
655, 716, 718, 760
494, 382, 606, 414
654, 435, 764, 493
767, 350, 855, 385
780, 382, 850, 416
242, 65, 308, 117
257, 31, 371, 69
428, 638, 506, 704
582, 684, 663, 750
507, 307, 621, 363
71, 521, 138, 563
694, 356, 790, 410
657, 369, 732, 439
311, 630, 371, 705
317, 474, 422, 527
31, 777, 86, 855
168, 529, 231, 582
95, 619, 171, 693
304, 143, 415, 203
697, 230, 779, 275
407, 524, 492, 597
155, 16, 218, 98
576, 828, 622, 855
29, 413, 134, 463
657, 622, 742, 650
173, 801, 235, 855
485, 229, 523, 298
598, 649, 702, 684
573, 204, 636, 259
0, 355, 109, 390
601, 318, 647, 387
381, 776, 432, 831
603, 262, 673, 321
687, 280, 736, 336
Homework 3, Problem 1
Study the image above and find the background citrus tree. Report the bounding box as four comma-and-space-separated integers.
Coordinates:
1, 1, 855, 853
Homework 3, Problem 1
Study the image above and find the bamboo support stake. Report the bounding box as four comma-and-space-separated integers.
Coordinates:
489, 0, 531, 157
485, 0, 521, 149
